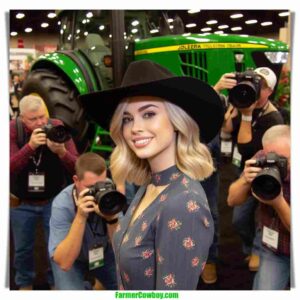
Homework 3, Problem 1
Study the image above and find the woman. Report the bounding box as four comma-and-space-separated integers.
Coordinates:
81, 60, 224, 290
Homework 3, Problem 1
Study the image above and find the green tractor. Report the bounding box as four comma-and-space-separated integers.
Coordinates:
21, 10, 289, 154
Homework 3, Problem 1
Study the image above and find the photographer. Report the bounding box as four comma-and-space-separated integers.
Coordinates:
10, 95, 78, 290
227, 125, 290, 289
48, 152, 118, 290
219, 68, 284, 271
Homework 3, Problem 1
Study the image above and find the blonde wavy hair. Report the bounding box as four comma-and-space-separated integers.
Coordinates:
109, 98, 214, 186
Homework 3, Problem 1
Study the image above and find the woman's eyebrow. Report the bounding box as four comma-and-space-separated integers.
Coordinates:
124, 104, 159, 115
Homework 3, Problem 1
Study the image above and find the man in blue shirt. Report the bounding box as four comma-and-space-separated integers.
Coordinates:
49, 152, 118, 290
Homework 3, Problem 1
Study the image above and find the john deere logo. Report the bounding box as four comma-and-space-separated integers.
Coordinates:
260, 68, 270, 75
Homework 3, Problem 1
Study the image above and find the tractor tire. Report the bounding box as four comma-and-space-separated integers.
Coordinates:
22, 68, 93, 152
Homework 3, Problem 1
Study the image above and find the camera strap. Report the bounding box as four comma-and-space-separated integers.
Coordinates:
252, 101, 270, 128
31, 146, 44, 172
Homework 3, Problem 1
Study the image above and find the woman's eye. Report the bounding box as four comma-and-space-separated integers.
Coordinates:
122, 116, 133, 124
143, 111, 156, 119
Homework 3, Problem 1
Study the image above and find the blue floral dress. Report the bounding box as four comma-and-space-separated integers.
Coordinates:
113, 165, 214, 290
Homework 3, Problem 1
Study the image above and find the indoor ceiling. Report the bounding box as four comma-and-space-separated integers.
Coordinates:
9, 9, 290, 38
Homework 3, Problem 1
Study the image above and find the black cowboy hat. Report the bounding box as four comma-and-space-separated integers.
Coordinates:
80, 60, 224, 143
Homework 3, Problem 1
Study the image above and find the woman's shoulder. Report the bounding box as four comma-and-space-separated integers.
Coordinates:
162, 174, 209, 210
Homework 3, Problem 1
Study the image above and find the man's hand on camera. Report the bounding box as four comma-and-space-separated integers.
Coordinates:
46, 139, 67, 158
28, 128, 47, 150
76, 188, 97, 219
214, 73, 237, 93
239, 101, 258, 116
242, 159, 262, 184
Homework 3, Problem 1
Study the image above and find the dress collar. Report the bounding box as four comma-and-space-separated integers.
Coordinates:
150, 165, 181, 186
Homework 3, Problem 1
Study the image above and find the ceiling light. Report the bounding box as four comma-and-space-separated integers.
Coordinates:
231, 27, 242, 31
206, 20, 218, 25
131, 28, 138, 33
41, 23, 49, 28
47, 12, 56, 19
76, 29, 81, 33
186, 23, 197, 28
25, 27, 32, 33
84, 32, 88, 36
218, 25, 229, 29
279, 11, 290, 17
99, 25, 105, 30
10, 32, 18, 36
60, 29, 64, 35
57, 21, 61, 25
201, 27, 212, 32
150, 29, 159, 34
82, 19, 87, 24
16, 13, 25, 19
261, 22, 272, 26
135, 38, 140, 42
187, 9, 200, 14
168, 18, 173, 23
230, 13, 243, 19
131, 20, 139, 26
245, 19, 258, 24
86, 12, 93, 18
169, 25, 174, 29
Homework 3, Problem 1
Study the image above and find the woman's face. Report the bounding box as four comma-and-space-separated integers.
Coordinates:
122, 96, 176, 170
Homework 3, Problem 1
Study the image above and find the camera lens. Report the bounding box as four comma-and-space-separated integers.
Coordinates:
252, 168, 281, 200
47, 125, 71, 143
97, 190, 127, 215
228, 82, 257, 108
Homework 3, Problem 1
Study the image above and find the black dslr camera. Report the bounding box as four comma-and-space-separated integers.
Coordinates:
251, 152, 288, 200
42, 124, 71, 143
86, 181, 127, 215
228, 69, 262, 108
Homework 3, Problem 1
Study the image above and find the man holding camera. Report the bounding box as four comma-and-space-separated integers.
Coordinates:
227, 125, 290, 289
10, 94, 79, 289
219, 67, 284, 271
48, 152, 118, 290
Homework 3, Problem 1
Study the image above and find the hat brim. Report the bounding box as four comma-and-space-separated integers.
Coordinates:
80, 76, 224, 143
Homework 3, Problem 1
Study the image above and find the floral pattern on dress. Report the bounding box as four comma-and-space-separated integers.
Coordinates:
123, 272, 130, 283
153, 174, 161, 185
170, 172, 181, 181
135, 235, 142, 246
156, 249, 165, 264
141, 221, 148, 232
186, 200, 200, 213
182, 237, 195, 250
159, 194, 168, 202
141, 249, 154, 259
191, 257, 200, 267
144, 267, 154, 277
202, 216, 210, 228
168, 218, 182, 231
181, 177, 189, 187
163, 273, 176, 288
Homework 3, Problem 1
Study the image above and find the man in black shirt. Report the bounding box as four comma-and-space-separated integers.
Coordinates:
220, 67, 283, 271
